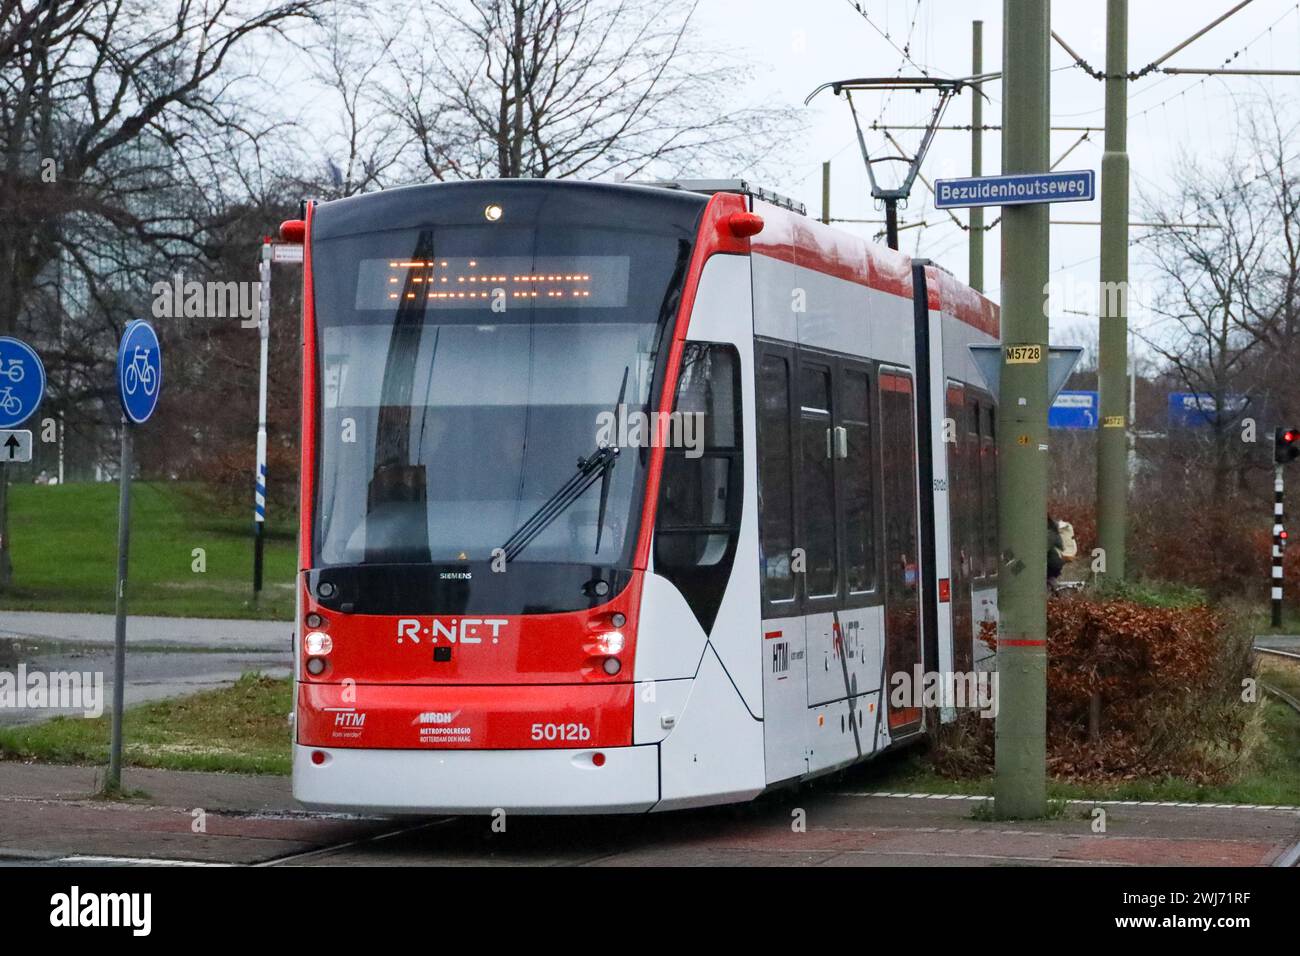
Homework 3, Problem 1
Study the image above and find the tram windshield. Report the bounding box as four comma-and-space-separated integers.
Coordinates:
310, 213, 693, 570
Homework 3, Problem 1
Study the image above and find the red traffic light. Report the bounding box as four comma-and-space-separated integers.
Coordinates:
1277, 427, 1300, 464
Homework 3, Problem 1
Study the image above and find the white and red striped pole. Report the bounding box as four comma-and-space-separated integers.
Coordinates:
1273, 461, 1285, 628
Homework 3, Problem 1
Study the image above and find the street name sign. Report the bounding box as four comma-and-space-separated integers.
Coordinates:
934, 169, 1096, 209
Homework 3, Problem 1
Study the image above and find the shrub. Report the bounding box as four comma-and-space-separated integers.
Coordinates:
939, 587, 1258, 784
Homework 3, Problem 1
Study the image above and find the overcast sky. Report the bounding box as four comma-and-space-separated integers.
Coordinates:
693, 0, 1300, 361
271, 1, 1300, 363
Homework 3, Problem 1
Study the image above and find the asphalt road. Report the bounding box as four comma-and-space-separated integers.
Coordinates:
1256, 634, 1300, 653
0, 611, 291, 725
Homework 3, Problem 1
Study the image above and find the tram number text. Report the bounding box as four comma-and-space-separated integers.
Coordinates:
531, 722, 591, 742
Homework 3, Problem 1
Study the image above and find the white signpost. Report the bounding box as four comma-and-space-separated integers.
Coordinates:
252, 238, 303, 600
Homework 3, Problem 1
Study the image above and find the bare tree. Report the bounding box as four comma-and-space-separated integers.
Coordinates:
0, 0, 316, 588
1138, 145, 1269, 501
386, 0, 799, 182
1234, 97, 1300, 420
304, 0, 411, 197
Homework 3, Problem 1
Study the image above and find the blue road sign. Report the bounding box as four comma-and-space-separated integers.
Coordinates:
934, 169, 1096, 209
117, 320, 162, 425
0, 336, 46, 429
1168, 391, 1248, 429
1050, 390, 1099, 430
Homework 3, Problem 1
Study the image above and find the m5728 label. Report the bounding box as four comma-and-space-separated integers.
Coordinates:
1004, 344, 1042, 363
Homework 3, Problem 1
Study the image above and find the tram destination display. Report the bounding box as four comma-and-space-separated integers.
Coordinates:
355, 255, 631, 310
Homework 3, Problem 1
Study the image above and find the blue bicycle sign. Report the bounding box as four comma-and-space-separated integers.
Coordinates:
0, 336, 46, 429
117, 320, 162, 424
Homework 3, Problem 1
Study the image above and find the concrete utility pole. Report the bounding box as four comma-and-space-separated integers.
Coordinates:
994, 0, 1051, 820
969, 20, 984, 293
822, 161, 831, 225
1096, 0, 1130, 580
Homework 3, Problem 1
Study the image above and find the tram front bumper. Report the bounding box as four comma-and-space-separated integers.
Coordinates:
292, 743, 660, 815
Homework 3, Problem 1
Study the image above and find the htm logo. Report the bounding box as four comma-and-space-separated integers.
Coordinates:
334, 711, 366, 728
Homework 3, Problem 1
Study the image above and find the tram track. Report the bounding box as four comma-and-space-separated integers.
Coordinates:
253, 816, 458, 867
1254, 646, 1300, 717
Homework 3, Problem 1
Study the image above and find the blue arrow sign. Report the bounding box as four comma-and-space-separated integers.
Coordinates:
1050, 390, 1099, 430
934, 169, 1096, 209
117, 320, 163, 425
1168, 392, 1248, 429
0, 336, 46, 429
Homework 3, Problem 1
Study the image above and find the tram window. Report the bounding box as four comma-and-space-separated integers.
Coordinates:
946, 386, 975, 672
879, 371, 922, 729
946, 389, 969, 581
655, 343, 743, 632
980, 402, 998, 577
757, 353, 796, 603
967, 398, 986, 577
842, 367, 875, 593
799, 363, 837, 598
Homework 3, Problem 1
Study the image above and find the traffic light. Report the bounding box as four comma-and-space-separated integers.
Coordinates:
1276, 427, 1300, 465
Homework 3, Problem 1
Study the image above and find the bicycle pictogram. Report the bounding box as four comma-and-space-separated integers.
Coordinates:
124, 346, 158, 397
0, 386, 21, 417
0, 357, 24, 383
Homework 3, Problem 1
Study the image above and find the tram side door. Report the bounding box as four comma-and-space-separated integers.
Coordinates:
879, 369, 923, 734
796, 359, 841, 712
946, 383, 975, 675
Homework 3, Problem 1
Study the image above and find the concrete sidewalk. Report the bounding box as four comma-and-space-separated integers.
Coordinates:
0, 610, 290, 651
0, 763, 388, 865
0, 762, 1296, 867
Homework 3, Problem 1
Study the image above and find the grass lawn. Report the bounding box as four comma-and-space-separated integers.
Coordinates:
0, 673, 292, 775
4, 667, 1298, 792
1251, 607, 1300, 634
0, 481, 296, 620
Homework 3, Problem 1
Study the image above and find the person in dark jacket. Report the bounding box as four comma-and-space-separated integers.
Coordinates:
1047, 515, 1065, 583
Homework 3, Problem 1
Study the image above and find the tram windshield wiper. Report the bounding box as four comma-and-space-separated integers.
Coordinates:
500, 366, 630, 563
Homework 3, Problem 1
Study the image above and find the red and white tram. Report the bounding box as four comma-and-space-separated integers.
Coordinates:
288, 178, 1000, 813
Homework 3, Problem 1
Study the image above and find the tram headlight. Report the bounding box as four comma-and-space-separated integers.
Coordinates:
602, 656, 621, 676
304, 630, 333, 656
597, 631, 624, 655
305, 657, 327, 676
484, 202, 504, 222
